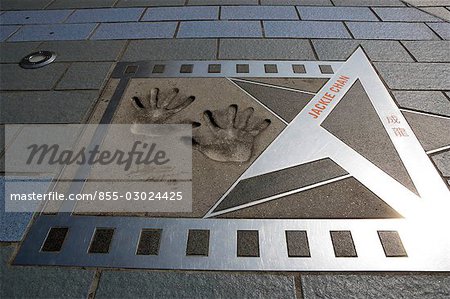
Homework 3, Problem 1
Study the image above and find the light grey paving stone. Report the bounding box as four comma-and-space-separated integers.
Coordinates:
427, 22, 450, 39
401, 41, 450, 62
188, 0, 258, 4
405, 0, 450, 6
313, 39, 413, 62
373, 7, 442, 22
0, 63, 68, 90
39, 40, 126, 61
0, 41, 41, 63
115, 0, 185, 7
178, 21, 262, 38
346, 22, 438, 40
375, 62, 450, 90
0, 0, 53, 10
66, 8, 144, 23
0, 246, 94, 298
421, 7, 450, 22
332, 0, 405, 6
264, 21, 351, 38
298, 6, 378, 21
220, 39, 316, 59
262, 0, 333, 5
91, 22, 177, 40
393, 91, 450, 116
55, 62, 112, 90
432, 150, 450, 176
121, 39, 217, 61
142, 6, 219, 21
0, 90, 99, 123
221, 6, 298, 20
96, 271, 297, 299
8, 23, 97, 41
0, 25, 20, 41
302, 274, 450, 299
48, 0, 116, 9
0, 10, 73, 25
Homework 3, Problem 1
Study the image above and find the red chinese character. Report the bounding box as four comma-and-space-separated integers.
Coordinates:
387, 115, 400, 124
392, 127, 408, 137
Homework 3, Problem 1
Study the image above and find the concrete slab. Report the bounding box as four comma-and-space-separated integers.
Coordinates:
373, 7, 442, 22
115, 0, 185, 7
393, 91, 450, 117
427, 22, 450, 40
0, 25, 20, 41
0, 91, 99, 123
312, 39, 413, 62
91, 22, 177, 40
177, 21, 262, 38
66, 8, 145, 23
298, 6, 378, 21
143, 6, 219, 21
0, 245, 94, 298
262, 0, 333, 4
332, 0, 405, 6
401, 41, 450, 62
421, 7, 450, 21
95, 271, 296, 298
8, 23, 97, 41
121, 39, 217, 61
301, 274, 450, 299
405, 0, 450, 6
55, 62, 113, 90
0, 63, 68, 91
221, 6, 299, 20
264, 21, 351, 38
38, 40, 126, 61
219, 39, 316, 60
346, 22, 439, 40
0, 10, 73, 25
432, 150, 450, 176
188, 0, 258, 4
47, 0, 116, 9
0, 0, 53, 10
0, 41, 41, 63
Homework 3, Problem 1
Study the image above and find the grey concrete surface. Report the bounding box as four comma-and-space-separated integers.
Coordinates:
393, 91, 450, 116
401, 40, 450, 62
55, 61, 112, 90
0, 41, 40, 63
0, 63, 69, 90
432, 150, 450, 176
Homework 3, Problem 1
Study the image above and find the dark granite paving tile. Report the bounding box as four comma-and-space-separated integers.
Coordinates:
330, 231, 357, 257
115, 0, 185, 7
219, 39, 316, 60
0, 10, 73, 25
66, 7, 145, 23
298, 6, 379, 21
0, 245, 94, 298
88, 228, 115, 253
55, 62, 113, 90
264, 21, 351, 38
121, 39, 217, 61
177, 21, 262, 38
0, 0, 53, 10
0, 90, 99, 123
47, 0, 117, 9
186, 229, 210, 256
91, 22, 177, 40
136, 229, 161, 255
38, 40, 127, 62
432, 150, 450, 176
378, 231, 408, 257
237, 230, 260, 257
96, 271, 296, 298
0, 41, 41, 63
375, 62, 450, 90
0, 25, 20, 41
401, 41, 450, 62
286, 230, 310, 257
0, 63, 68, 91
8, 23, 97, 42
302, 274, 450, 299
41, 227, 69, 252
393, 91, 450, 117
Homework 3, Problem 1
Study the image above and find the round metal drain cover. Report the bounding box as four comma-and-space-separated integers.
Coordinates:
19, 50, 56, 69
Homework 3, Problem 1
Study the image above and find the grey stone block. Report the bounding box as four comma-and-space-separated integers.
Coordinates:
332, 0, 405, 6
115, 0, 185, 7
219, 39, 316, 60
432, 150, 450, 176
427, 22, 450, 39
177, 21, 262, 38
375, 62, 450, 90
0, 63, 68, 90
0, 10, 73, 25
121, 39, 217, 61
393, 91, 450, 117
0, 0, 53, 10
56, 62, 112, 90
298, 6, 378, 21
421, 7, 450, 22
0, 91, 99, 123
0, 25, 19, 41
221, 6, 298, 20
402, 41, 450, 62
96, 271, 297, 298
0, 245, 94, 298
312, 39, 413, 62
405, 0, 450, 6
262, 0, 333, 5
0, 41, 41, 63
8, 23, 97, 41
264, 21, 351, 38
373, 7, 442, 22
39, 40, 127, 61
143, 6, 218, 21
188, 0, 258, 5
346, 22, 438, 40
91, 22, 177, 40
302, 274, 450, 299
48, 0, 116, 9
66, 8, 144, 23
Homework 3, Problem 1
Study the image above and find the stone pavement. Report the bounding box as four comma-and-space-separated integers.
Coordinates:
1, 0, 450, 298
